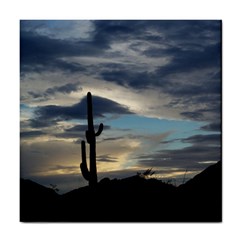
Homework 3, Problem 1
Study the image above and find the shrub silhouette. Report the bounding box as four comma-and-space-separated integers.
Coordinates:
137, 168, 155, 179
80, 92, 104, 187
49, 184, 59, 193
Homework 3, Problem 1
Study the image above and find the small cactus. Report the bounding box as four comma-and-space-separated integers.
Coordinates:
80, 92, 103, 187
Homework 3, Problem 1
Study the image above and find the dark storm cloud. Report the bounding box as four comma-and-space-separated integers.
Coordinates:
55, 131, 85, 140
182, 134, 221, 145
55, 124, 111, 139
98, 20, 221, 79
144, 42, 221, 73
27, 91, 43, 99
167, 93, 221, 107
100, 43, 221, 95
20, 20, 142, 75
31, 95, 133, 128
48, 165, 78, 172
29, 118, 58, 128
180, 103, 221, 121
101, 69, 156, 89
97, 21, 222, 119
65, 124, 93, 132
138, 145, 220, 168
21, 20, 221, 96
137, 133, 221, 170
28, 82, 82, 100
20, 23, 110, 74
94, 20, 221, 44
180, 111, 205, 121
65, 124, 111, 132
103, 133, 149, 141
92, 20, 138, 41
103, 136, 124, 141
201, 122, 221, 132
97, 155, 118, 163
165, 91, 221, 122
20, 130, 45, 138
21, 57, 87, 74
45, 82, 82, 95
21, 20, 221, 123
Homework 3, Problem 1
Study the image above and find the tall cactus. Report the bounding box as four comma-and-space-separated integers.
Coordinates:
80, 92, 104, 187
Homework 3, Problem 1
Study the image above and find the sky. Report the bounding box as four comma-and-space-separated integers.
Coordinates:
20, 20, 221, 193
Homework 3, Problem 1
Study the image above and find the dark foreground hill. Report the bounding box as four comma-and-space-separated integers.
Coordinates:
20, 161, 222, 222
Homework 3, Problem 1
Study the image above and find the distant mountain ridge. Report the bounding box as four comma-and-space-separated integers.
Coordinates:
180, 160, 222, 189
20, 161, 222, 222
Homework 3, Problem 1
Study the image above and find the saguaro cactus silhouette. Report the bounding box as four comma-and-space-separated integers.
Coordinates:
80, 92, 104, 187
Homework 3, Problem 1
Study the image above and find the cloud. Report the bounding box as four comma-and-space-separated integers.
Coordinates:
180, 111, 205, 121
100, 69, 157, 89
145, 42, 221, 77
32, 95, 133, 127
55, 131, 85, 140
95, 21, 221, 122
97, 155, 118, 163
20, 21, 110, 74
20, 20, 221, 78
137, 133, 221, 171
201, 122, 221, 132
97, 20, 221, 86
65, 124, 111, 132
138, 145, 220, 171
20, 20, 221, 123
29, 118, 58, 128
48, 165, 79, 173
27, 82, 82, 101
102, 136, 124, 141
182, 134, 221, 145
20, 140, 82, 178
45, 82, 82, 95
180, 102, 221, 121
93, 20, 221, 46
20, 130, 45, 138
55, 124, 111, 140
27, 91, 43, 99
20, 20, 95, 41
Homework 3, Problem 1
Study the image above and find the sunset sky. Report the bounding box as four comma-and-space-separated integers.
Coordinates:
20, 20, 221, 193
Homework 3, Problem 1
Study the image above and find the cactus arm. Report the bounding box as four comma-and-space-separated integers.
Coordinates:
80, 163, 90, 181
80, 141, 90, 181
95, 123, 104, 136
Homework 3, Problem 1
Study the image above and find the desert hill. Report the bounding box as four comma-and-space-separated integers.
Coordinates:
20, 161, 222, 222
